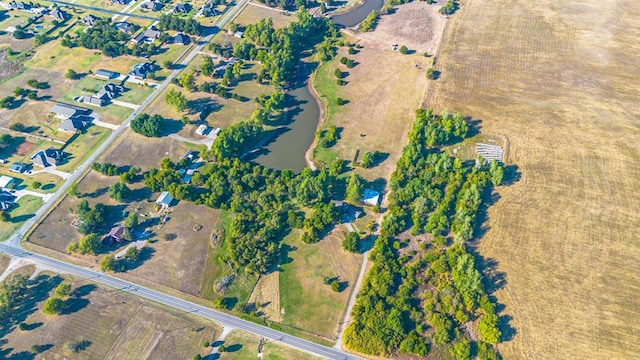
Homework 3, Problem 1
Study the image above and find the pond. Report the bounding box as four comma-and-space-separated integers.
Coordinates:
331, 0, 385, 28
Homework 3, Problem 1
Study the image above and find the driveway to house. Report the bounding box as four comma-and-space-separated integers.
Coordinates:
168, 133, 215, 149
111, 100, 140, 110
30, 167, 72, 180
91, 119, 120, 131
13, 188, 53, 203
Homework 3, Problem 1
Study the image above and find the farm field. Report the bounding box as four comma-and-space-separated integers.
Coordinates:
428, 0, 640, 359
0, 270, 219, 360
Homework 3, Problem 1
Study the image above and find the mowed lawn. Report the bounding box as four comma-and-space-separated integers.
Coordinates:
278, 227, 362, 340
218, 330, 321, 360
0, 195, 43, 241
312, 46, 428, 183
429, 0, 640, 359
0, 272, 219, 360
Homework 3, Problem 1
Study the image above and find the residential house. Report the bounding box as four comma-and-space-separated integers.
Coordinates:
156, 191, 173, 209
58, 117, 88, 132
234, 31, 243, 38
0, 192, 15, 211
48, 8, 66, 21
131, 26, 161, 44
31, 148, 63, 168
362, 188, 381, 206
110, 0, 129, 4
173, 3, 191, 13
202, 3, 219, 17
95, 69, 119, 79
9, 1, 31, 11
82, 14, 98, 26
82, 95, 104, 106
114, 21, 136, 34
129, 62, 155, 79
50, 102, 90, 119
95, 83, 123, 102
141, 1, 162, 11
173, 33, 190, 45
102, 225, 125, 246
9, 162, 27, 173
0, 176, 15, 189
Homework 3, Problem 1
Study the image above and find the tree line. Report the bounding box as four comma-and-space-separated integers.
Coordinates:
343, 109, 505, 359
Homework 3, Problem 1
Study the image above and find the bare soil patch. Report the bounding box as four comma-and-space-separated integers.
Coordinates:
356, 2, 447, 54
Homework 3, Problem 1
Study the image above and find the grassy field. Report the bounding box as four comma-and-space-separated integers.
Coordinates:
0, 271, 219, 359
218, 330, 321, 360
312, 45, 428, 182
0, 195, 43, 241
57, 127, 113, 172
278, 227, 362, 340
233, 4, 295, 29
427, 0, 640, 359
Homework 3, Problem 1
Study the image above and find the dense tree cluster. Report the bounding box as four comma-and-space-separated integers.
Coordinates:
0, 274, 28, 317
360, 10, 381, 32
74, 200, 108, 235
253, 0, 308, 10
343, 109, 504, 358
165, 88, 189, 112
77, 19, 130, 57
157, 15, 202, 35
235, 12, 337, 86
210, 121, 264, 159
109, 182, 131, 202
131, 113, 164, 137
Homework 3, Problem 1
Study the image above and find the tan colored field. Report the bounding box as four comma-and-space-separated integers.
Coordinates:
219, 329, 322, 360
0, 272, 219, 359
313, 45, 428, 182
356, 2, 447, 54
428, 0, 640, 359
233, 4, 295, 29
247, 269, 281, 322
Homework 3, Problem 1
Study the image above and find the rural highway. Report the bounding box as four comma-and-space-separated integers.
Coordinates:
1, 1, 364, 359
0, 244, 362, 360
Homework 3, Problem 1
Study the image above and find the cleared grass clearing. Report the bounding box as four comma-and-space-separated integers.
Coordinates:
278, 227, 362, 340
0, 195, 43, 241
25, 39, 102, 73
218, 330, 323, 360
0, 272, 219, 360
428, 0, 640, 359
233, 4, 295, 29
57, 127, 113, 172
313, 46, 428, 182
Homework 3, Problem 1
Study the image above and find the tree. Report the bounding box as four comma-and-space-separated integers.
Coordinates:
360, 151, 373, 168
42, 297, 64, 315
131, 113, 164, 137
65, 69, 79, 80
55, 283, 72, 297
68, 182, 80, 197
0, 133, 12, 149
489, 160, 504, 186
9, 122, 25, 132
343, 231, 360, 252
179, 73, 195, 90
109, 182, 131, 202
77, 234, 101, 255
399, 45, 408, 54
100, 254, 116, 272
163, 60, 173, 69
27, 79, 48, 89
478, 313, 501, 344
124, 246, 139, 262
124, 212, 138, 229
165, 88, 188, 112
0, 96, 14, 109
346, 173, 364, 205
13, 28, 28, 39
32, 181, 42, 189
201, 55, 214, 76
0, 211, 10, 222
334, 68, 344, 79
426, 68, 436, 80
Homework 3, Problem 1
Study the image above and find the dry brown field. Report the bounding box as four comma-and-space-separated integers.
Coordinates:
219, 329, 322, 360
0, 271, 219, 359
428, 0, 640, 358
232, 4, 295, 29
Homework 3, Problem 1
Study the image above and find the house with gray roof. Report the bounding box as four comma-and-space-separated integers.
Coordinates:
129, 62, 155, 79
9, 1, 31, 11
173, 33, 190, 45
95, 69, 119, 79
31, 148, 63, 168
49, 8, 66, 20
141, 0, 162, 10
0, 192, 16, 211
114, 22, 136, 34
173, 3, 191, 13
58, 117, 89, 132
50, 103, 90, 119
82, 14, 98, 26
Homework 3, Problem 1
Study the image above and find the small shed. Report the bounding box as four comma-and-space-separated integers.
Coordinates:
363, 188, 381, 206
0, 175, 15, 189
9, 162, 27, 173
156, 191, 173, 208
195, 124, 209, 136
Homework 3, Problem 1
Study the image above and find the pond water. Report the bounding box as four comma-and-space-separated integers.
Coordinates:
250, 0, 385, 171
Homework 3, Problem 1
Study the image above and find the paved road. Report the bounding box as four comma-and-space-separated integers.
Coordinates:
0, 244, 362, 360
48, 0, 158, 20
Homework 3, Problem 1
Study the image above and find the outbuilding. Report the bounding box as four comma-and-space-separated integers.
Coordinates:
0, 175, 15, 189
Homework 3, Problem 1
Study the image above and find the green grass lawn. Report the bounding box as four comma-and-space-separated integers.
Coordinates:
57, 127, 112, 172
152, 43, 190, 68
218, 330, 260, 360
0, 195, 43, 241
119, 83, 154, 104
60, 76, 108, 102
311, 60, 341, 164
